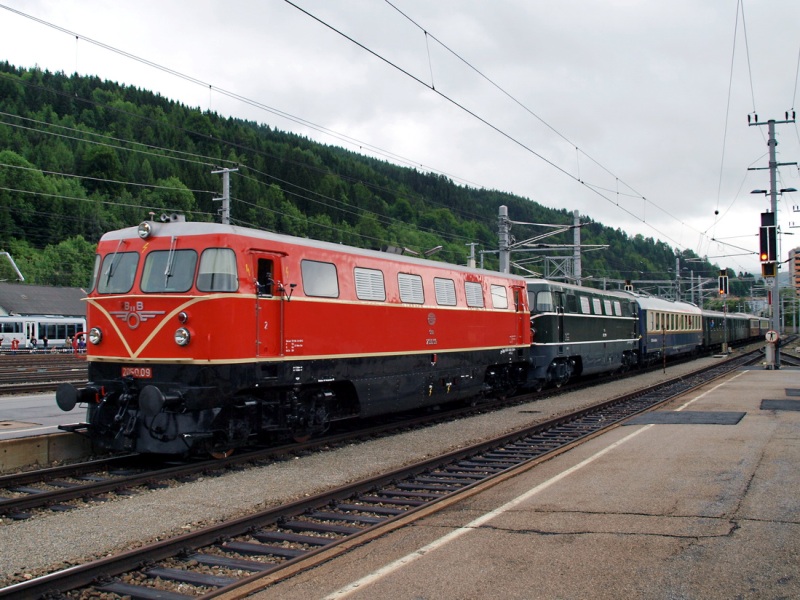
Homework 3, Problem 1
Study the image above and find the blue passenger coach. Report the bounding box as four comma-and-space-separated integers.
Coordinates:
635, 295, 703, 362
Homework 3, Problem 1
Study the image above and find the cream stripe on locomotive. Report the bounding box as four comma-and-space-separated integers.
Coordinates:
86, 343, 528, 365
531, 338, 638, 347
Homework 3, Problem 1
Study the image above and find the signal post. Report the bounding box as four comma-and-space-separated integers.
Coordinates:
749, 112, 797, 369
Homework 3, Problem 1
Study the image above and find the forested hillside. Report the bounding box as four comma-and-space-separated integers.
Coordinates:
0, 62, 740, 296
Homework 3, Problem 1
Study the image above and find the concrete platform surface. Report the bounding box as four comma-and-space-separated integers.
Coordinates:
257, 368, 800, 600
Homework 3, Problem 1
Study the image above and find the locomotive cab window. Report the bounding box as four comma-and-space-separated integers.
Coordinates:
534, 291, 554, 312
141, 250, 197, 293
490, 285, 508, 309
98, 251, 139, 294
566, 294, 578, 313
197, 248, 238, 292
257, 259, 274, 296
302, 259, 339, 298
89, 254, 101, 292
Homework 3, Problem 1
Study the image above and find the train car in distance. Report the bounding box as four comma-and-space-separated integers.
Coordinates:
56, 215, 531, 456
0, 314, 86, 351
527, 280, 640, 389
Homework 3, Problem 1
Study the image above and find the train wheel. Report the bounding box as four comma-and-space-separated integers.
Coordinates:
210, 448, 235, 459
292, 433, 312, 443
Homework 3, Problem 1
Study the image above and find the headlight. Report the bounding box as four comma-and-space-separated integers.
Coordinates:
88, 327, 103, 345
174, 327, 191, 346
137, 221, 153, 239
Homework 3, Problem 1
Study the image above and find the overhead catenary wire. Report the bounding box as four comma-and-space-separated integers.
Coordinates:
283, 0, 728, 255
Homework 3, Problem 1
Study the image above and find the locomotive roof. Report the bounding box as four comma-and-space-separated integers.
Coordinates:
525, 278, 635, 299
0, 282, 86, 318
101, 220, 530, 282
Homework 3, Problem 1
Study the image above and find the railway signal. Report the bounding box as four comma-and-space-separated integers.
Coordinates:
718, 270, 728, 296
759, 212, 776, 262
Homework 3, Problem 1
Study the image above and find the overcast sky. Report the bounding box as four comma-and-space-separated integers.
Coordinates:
2, 0, 800, 276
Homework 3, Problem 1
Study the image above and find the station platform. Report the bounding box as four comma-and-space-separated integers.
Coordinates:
257, 366, 800, 600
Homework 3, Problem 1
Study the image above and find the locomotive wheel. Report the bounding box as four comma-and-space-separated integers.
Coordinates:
292, 433, 312, 443
210, 448, 235, 459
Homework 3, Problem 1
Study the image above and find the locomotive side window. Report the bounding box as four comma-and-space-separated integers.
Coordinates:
490, 284, 508, 309
398, 273, 424, 304
603, 300, 612, 315
98, 251, 139, 294
141, 250, 197, 293
434, 278, 457, 306
301, 259, 339, 298
592, 298, 602, 314
197, 248, 238, 292
464, 281, 484, 308
579, 296, 590, 314
613, 301, 622, 316
354, 267, 386, 301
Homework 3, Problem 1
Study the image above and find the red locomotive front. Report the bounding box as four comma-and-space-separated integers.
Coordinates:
57, 216, 530, 455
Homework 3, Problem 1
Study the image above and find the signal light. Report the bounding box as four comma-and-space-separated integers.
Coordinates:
760, 212, 777, 262
762, 262, 777, 278
718, 270, 729, 296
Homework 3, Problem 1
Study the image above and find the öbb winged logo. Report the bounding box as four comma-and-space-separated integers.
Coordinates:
109, 301, 165, 329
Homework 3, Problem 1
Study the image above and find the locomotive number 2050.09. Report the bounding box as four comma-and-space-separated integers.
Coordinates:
121, 367, 153, 378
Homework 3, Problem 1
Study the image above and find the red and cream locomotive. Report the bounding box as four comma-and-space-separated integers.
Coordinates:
57, 215, 531, 455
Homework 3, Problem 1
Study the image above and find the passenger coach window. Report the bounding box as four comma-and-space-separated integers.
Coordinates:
434, 278, 457, 306
197, 248, 238, 292
141, 250, 197, 293
490, 285, 508, 309
98, 251, 139, 294
398, 273, 424, 304
301, 260, 339, 298
354, 267, 386, 301
465, 281, 484, 308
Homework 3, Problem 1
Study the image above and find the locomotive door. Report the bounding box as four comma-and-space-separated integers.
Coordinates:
253, 255, 283, 358
554, 292, 566, 343
512, 285, 527, 343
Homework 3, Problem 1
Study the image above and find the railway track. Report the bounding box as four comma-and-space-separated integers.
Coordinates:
0, 348, 760, 599
0, 353, 87, 395
0, 342, 780, 520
